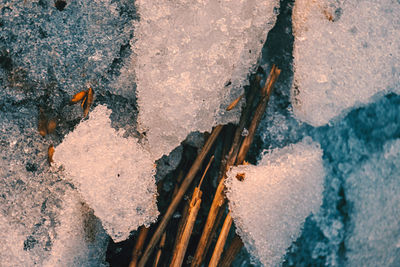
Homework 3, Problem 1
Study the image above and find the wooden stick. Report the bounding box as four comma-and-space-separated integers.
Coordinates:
190, 75, 260, 267
129, 226, 150, 267
152, 232, 166, 267
208, 212, 233, 266
219, 234, 244, 267
138, 125, 223, 267
170, 156, 214, 266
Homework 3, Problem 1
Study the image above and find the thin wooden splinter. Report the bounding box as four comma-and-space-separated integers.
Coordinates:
170, 156, 214, 267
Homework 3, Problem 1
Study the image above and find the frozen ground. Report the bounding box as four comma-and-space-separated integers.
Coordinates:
1, 0, 399, 266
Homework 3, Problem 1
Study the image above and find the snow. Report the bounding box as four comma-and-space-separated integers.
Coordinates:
131, 0, 279, 159
54, 105, 159, 242
345, 138, 400, 266
291, 0, 400, 126
0, 0, 135, 105
0, 107, 108, 266
226, 139, 324, 266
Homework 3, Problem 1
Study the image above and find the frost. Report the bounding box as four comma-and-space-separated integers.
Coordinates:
54, 105, 159, 242
345, 138, 400, 266
292, 0, 400, 126
226, 140, 324, 266
131, 0, 279, 159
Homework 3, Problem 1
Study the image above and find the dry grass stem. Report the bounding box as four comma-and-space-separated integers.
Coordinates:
129, 226, 150, 267
211, 65, 280, 265
219, 234, 244, 267
191, 75, 261, 267
170, 188, 202, 267
236, 65, 281, 164
152, 233, 166, 267
170, 156, 214, 266
138, 125, 223, 267
226, 93, 244, 111
208, 211, 233, 266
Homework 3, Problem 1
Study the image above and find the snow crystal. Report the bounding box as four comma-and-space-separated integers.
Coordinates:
226, 140, 325, 266
131, 0, 279, 159
292, 0, 400, 126
54, 105, 159, 242
345, 138, 400, 266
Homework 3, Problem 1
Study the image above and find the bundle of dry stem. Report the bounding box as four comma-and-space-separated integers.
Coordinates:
208, 65, 281, 265
129, 65, 280, 266
137, 125, 223, 267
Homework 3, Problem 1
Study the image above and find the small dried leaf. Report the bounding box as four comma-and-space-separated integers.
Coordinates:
48, 144, 54, 165
38, 108, 48, 137
46, 119, 57, 134
236, 172, 245, 181
226, 94, 244, 111
70, 90, 87, 104
83, 87, 94, 117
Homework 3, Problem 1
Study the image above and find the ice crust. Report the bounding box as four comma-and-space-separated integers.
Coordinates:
0, 0, 135, 103
345, 138, 400, 266
226, 140, 325, 266
291, 0, 400, 126
0, 107, 109, 266
132, 0, 279, 159
54, 105, 159, 242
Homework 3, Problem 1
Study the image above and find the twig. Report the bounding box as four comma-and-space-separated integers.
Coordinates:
219, 234, 244, 267
170, 156, 214, 266
208, 211, 233, 266
129, 226, 150, 267
152, 233, 166, 267
138, 125, 223, 267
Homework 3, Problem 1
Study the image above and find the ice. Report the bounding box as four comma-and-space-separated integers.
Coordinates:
0, 106, 108, 266
345, 138, 400, 266
43, 192, 109, 267
226, 140, 325, 266
0, 0, 135, 104
131, 0, 279, 159
54, 105, 159, 242
291, 0, 400, 126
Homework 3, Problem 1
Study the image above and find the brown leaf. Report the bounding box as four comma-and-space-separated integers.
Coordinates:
83, 87, 94, 117
70, 90, 87, 104
48, 144, 54, 165
38, 108, 48, 137
46, 119, 57, 134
